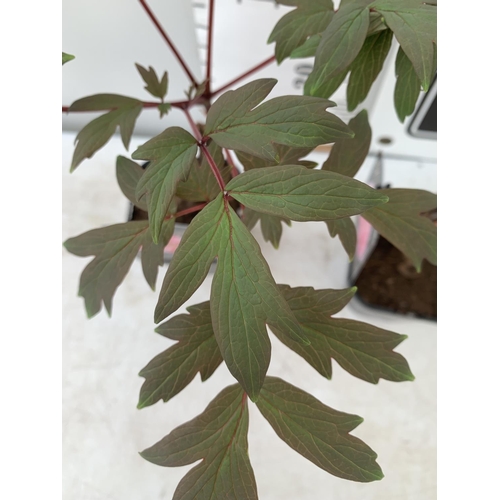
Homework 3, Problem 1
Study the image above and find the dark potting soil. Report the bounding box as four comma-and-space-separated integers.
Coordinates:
353, 235, 437, 320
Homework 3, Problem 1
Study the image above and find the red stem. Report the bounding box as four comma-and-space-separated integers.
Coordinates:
201, 142, 226, 192
62, 96, 209, 114
212, 55, 276, 97
184, 108, 224, 191
183, 109, 203, 142
168, 203, 207, 220
206, 0, 216, 95
138, 0, 198, 86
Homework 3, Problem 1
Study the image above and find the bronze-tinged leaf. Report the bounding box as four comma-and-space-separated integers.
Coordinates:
205, 78, 353, 161
325, 218, 357, 261
271, 285, 414, 383
322, 109, 372, 178
304, 1, 372, 97
64, 219, 174, 317
135, 63, 168, 101
154, 195, 308, 400
243, 208, 291, 250
373, 0, 436, 91
346, 29, 393, 111
236, 144, 317, 171
141, 385, 258, 500
69, 94, 143, 171
115, 156, 148, 210
362, 188, 437, 271
268, 0, 334, 63
138, 302, 223, 408
256, 377, 384, 482
226, 165, 388, 222
132, 127, 198, 243
394, 46, 422, 122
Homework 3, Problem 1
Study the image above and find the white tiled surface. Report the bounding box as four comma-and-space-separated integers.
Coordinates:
62, 132, 436, 500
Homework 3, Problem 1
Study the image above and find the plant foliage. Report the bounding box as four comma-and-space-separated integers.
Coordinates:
63, 0, 437, 497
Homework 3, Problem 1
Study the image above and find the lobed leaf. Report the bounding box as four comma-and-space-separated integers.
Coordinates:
69, 94, 143, 171
205, 79, 353, 161
138, 302, 223, 408
271, 285, 414, 382
132, 127, 198, 243
394, 46, 421, 122
243, 208, 291, 250
304, 1, 372, 98
346, 29, 393, 111
256, 377, 384, 482
158, 102, 172, 118
141, 385, 258, 500
154, 195, 308, 400
226, 165, 388, 222
268, 0, 334, 63
135, 63, 168, 101
64, 219, 174, 317
322, 109, 372, 178
362, 188, 437, 271
373, 0, 437, 91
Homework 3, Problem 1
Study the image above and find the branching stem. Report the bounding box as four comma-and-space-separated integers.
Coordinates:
212, 55, 276, 97
200, 142, 226, 192
138, 0, 198, 86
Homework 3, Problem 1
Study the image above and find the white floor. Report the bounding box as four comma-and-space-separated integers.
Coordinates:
62, 132, 436, 500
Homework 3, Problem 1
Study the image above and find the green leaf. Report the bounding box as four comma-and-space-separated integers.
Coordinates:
304, 2, 371, 97
205, 79, 353, 161
226, 165, 388, 222
138, 302, 223, 408
236, 144, 317, 171
154, 195, 308, 400
176, 140, 230, 202
290, 33, 322, 59
271, 286, 414, 382
243, 208, 291, 249
132, 127, 198, 243
362, 188, 437, 271
256, 377, 384, 482
325, 218, 357, 260
140, 215, 176, 290
69, 94, 143, 171
374, 0, 436, 91
346, 29, 393, 111
158, 102, 172, 118
394, 46, 421, 122
135, 63, 168, 100
115, 156, 148, 211
141, 384, 258, 500
268, 0, 334, 63
62, 52, 75, 65
322, 109, 372, 178
64, 220, 173, 317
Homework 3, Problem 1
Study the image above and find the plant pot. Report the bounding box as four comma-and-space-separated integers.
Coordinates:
348, 211, 437, 321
